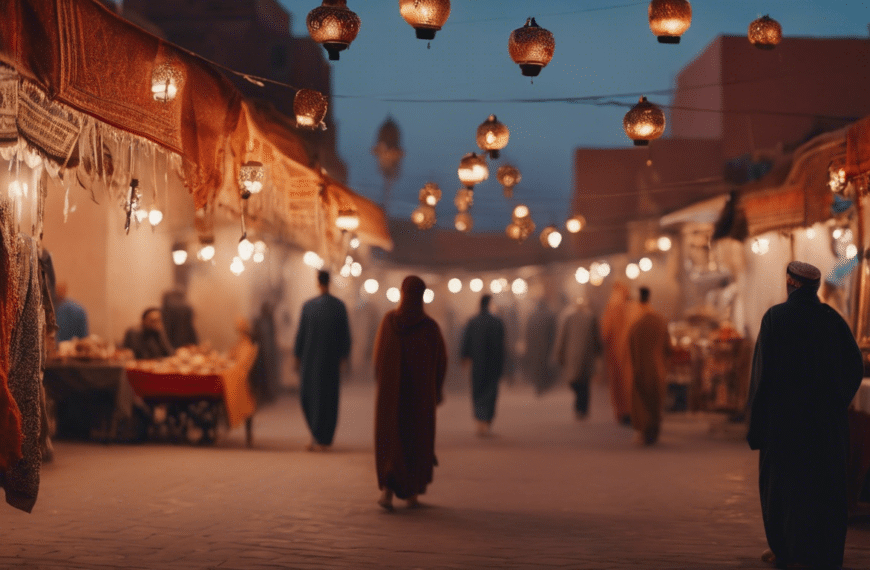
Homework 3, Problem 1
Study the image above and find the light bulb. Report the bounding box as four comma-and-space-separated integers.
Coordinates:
448, 278, 462, 293
364, 279, 379, 294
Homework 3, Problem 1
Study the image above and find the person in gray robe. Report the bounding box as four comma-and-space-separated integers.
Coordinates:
524, 298, 557, 395
294, 270, 351, 450
747, 261, 863, 570
552, 298, 601, 419
461, 294, 504, 436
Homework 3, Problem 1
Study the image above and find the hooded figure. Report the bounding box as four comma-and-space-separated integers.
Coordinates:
374, 276, 447, 510
747, 261, 863, 569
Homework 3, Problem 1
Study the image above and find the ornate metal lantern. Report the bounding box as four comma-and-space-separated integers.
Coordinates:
566, 215, 586, 233
399, 0, 451, 41
419, 182, 442, 206
294, 89, 328, 129
623, 96, 666, 146
497, 164, 521, 198
335, 208, 360, 232
306, 0, 361, 61
454, 188, 474, 212
648, 0, 692, 44
508, 18, 555, 77
476, 115, 510, 159
238, 161, 265, 198
748, 15, 782, 49
151, 62, 182, 102
454, 212, 473, 233
411, 204, 437, 230
508, 204, 535, 242
457, 152, 489, 188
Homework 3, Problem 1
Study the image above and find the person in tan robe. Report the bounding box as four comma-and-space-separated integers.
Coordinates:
374, 276, 447, 510
628, 287, 672, 445
600, 282, 642, 425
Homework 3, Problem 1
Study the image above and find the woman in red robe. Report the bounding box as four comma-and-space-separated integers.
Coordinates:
374, 275, 447, 510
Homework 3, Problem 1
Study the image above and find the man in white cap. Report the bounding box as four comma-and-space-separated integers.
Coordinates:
747, 261, 863, 569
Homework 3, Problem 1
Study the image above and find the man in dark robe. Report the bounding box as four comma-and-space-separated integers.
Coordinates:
461, 294, 505, 436
161, 288, 198, 349
374, 275, 446, 510
747, 261, 863, 570
294, 270, 351, 451
122, 308, 173, 360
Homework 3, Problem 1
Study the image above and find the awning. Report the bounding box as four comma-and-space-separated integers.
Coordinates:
660, 194, 729, 227
0, 0, 392, 252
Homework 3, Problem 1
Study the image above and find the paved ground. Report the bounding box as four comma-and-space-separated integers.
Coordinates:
2, 377, 869, 570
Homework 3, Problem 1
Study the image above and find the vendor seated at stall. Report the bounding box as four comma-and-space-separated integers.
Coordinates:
123, 308, 174, 360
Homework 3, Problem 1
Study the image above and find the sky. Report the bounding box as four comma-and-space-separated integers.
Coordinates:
279, 1, 870, 232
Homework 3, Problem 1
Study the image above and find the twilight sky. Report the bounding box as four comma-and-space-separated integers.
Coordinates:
279, 1, 869, 231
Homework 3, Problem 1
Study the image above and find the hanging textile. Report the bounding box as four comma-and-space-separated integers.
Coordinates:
0, 199, 23, 475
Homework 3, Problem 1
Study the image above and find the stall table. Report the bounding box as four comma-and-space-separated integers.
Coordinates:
125, 346, 257, 446
43, 359, 138, 441
849, 378, 870, 517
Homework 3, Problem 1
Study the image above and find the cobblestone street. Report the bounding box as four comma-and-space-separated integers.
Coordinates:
3, 378, 869, 569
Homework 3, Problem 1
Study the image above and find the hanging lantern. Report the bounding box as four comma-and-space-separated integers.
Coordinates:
151, 62, 182, 102
238, 161, 265, 198
566, 215, 586, 233
454, 188, 474, 212
648, 0, 692, 44
506, 222, 522, 241
457, 152, 489, 188
623, 96, 666, 146
148, 208, 164, 227
513, 204, 530, 220
455, 212, 473, 233
476, 115, 510, 159
411, 204, 437, 230
306, 0, 361, 61
419, 182, 442, 206
748, 15, 782, 50
399, 0, 451, 41
539, 225, 557, 248
335, 208, 360, 231
497, 164, 521, 198
294, 89, 328, 129
508, 17, 555, 77
508, 204, 535, 242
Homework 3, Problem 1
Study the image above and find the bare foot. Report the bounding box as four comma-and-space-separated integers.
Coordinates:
378, 489, 394, 512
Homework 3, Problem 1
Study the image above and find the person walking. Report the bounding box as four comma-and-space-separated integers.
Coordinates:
627, 287, 672, 445
747, 261, 863, 570
552, 297, 602, 419
374, 275, 447, 511
524, 298, 557, 395
294, 270, 351, 451
600, 282, 642, 425
460, 294, 505, 436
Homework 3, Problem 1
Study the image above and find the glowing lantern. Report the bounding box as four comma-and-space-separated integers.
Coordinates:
508, 17, 555, 77
508, 204, 535, 242
448, 278, 462, 293
748, 15, 782, 49
513, 204, 529, 219
306, 0, 361, 61
476, 115, 510, 159
198, 244, 216, 262
151, 62, 182, 102
230, 256, 245, 276
419, 182, 442, 206
294, 89, 328, 129
657, 236, 672, 251
566, 215, 585, 233
238, 238, 255, 261
511, 278, 528, 296
411, 204, 437, 230
387, 287, 401, 303
454, 188, 474, 212
364, 279, 379, 294
639, 257, 653, 272
399, 0, 451, 41
490, 279, 504, 294
623, 96, 666, 146
148, 209, 163, 226
238, 161, 265, 198
335, 208, 360, 231
470, 278, 483, 292
458, 152, 489, 188
626, 263, 640, 280
423, 289, 435, 304
575, 267, 590, 284
648, 0, 692, 44
172, 244, 188, 266
546, 227, 562, 248
496, 164, 521, 198
539, 225, 556, 248
303, 251, 325, 269
455, 212, 473, 232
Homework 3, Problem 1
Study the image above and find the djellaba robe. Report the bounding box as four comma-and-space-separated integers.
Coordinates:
600, 284, 642, 423
375, 276, 446, 500
552, 302, 601, 415
747, 285, 863, 569
627, 307, 671, 444
461, 307, 505, 422
524, 300, 557, 395
294, 292, 351, 446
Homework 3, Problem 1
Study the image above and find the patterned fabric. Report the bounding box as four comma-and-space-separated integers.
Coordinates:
0, 199, 23, 473
3, 233, 44, 512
